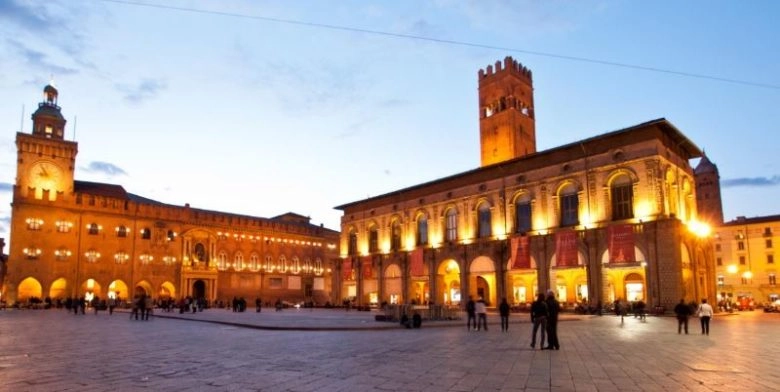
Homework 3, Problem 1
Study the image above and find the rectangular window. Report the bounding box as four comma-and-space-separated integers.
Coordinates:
88, 224, 100, 235
611, 184, 633, 220
446, 213, 458, 242
717, 276, 724, 286
478, 208, 492, 238
26, 218, 43, 231
369, 230, 378, 253
768, 254, 775, 264
715, 243, 721, 252
515, 203, 532, 234
56, 221, 72, 233
391, 224, 401, 251
741, 277, 748, 285
737, 241, 745, 251
739, 256, 746, 265
560, 193, 579, 227
269, 277, 283, 289
770, 274, 777, 286
348, 233, 357, 256
767, 239, 773, 249
416, 219, 428, 246
716, 257, 722, 266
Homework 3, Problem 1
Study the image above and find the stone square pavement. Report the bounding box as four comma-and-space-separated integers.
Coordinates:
0, 307, 777, 392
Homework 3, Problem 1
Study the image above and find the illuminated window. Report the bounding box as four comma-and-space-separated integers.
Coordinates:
56, 221, 73, 233
416, 215, 428, 246
264, 255, 273, 271
291, 256, 301, 274
55, 247, 72, 261
477, 203, 492, 238
249, 253, 260, 271
314, 257, 323, 275
278, 255, 288, 273
348, 228, 358, 256
114, 251, 129, 264
560, 191, 579, 227
770, 274, 777, 286
163, 255, 177, 266
391, 219, 402, 251
610, 176, 634, 221
140, 228, 151, 240
87, 223, 100, 235
116, 225, 128, 238
167, 230, 176, 241
23, 246, 42, 259
217, 251, 228, 270
234, 252, 244, 271
139, 253, 153, 265
85, 249, 100, 263
515, 201, 532, 234
369, 225, 379, 253
26, 218, 44, 231
717, 275, 724, 286
445, 208, 458, 242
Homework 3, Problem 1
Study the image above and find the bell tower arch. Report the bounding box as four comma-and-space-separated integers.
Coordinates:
478, 57, 536, 167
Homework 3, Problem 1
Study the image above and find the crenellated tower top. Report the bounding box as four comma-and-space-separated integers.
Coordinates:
478, 56, 536, 167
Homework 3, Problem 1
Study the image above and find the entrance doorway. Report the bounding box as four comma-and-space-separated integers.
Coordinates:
192, 280, 206, 299
476, 276, 489, 305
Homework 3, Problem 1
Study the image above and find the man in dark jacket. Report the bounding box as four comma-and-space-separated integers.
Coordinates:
674, 298, 693, 334
545, 290, 560, 350
465, 296, 476, 331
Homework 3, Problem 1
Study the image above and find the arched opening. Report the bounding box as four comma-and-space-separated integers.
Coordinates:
383, 264, 402, 304
436, 259, 461, 305
192, 280, 206, 300
49, 278, 68, 300
108, 280, 129, 301
159, 281, 176, 299
470, 256, 496, 306
80, 279, 103, 304
135, 280, 153, 297
625, 272, 645, 301
17, 277, 43, 303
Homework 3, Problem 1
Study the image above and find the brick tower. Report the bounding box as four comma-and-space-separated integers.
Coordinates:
694, 153, 724, 225
478, 56, 536, 167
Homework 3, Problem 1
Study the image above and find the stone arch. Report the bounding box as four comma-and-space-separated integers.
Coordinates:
108, 280, 129, 300
159, 281, 176, 299
383, 263, 403, 304
135, 280, 153, 297
436, 259, 461, 305
17, 277, 43, 302
49, 277, 68, 300
470, 256, 496, 306
80, 278, 103, 303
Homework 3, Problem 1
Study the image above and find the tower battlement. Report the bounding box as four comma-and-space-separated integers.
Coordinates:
478, 56, 533, 83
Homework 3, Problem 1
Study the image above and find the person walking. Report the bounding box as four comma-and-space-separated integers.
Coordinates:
499, 297, 510, 332
545, 290, 560, 350
465, 296, 477, 331
697, 298, 714, 335
475, 297, 488, 331
674, 298, 692, 334
530, 293, 548, 349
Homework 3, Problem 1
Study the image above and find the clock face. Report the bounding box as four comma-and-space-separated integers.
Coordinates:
29, 161, 63, 190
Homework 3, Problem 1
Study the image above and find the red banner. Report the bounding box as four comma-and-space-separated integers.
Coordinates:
555, 229, 578, 267
608, 224, 635, 264
510, 235, 531, 269
342, 258, 352, 280
362, 256, 373, 279
410, 248, 424, 276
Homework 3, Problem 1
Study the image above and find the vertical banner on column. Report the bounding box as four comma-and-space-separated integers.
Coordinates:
608, 224, 635, 264
362, 256, 373, 279
510, 235, 531, 269
342, 257, 353, 280
555, 229, 578, 267
410, 248, 424, 276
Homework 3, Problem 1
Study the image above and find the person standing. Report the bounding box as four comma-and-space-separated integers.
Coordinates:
475, 297, 488, 331
530, 293, 548, 349
545, 290, 560, 350
465, 296, 477, 331
499, 297, 510, 332
255, 297, 262, 313
697, 298, 714, 335
674, 298, 692, 334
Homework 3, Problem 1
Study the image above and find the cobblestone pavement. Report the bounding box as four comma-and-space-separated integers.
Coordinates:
0, 308, 778, 392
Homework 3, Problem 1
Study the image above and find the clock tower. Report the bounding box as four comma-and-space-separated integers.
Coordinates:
478, 57, 536, 167
15, 84, 78, 201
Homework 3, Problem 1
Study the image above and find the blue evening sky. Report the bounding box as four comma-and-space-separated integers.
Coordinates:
1, 1, 779, 245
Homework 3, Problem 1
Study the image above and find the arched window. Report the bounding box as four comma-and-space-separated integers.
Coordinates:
291, 256, 301, 274
445, 208, 458, 242
264, 255, 274, 272
217, 251, 228, 271
348, 228, 358, 256
611, 174, 634, 220
416, 214, 428, 246
368, 224, 379, 253
234, 252, 244, 271
140, 227, 151, 240
477, 202, 492, 238
515, 197, 532, 234
559, 184, 579, 227
391, 219, 402, 251
116, 225, 128, 238
249, 253, 260, 271
278, 255, 288, 273
88, 223, 100, 235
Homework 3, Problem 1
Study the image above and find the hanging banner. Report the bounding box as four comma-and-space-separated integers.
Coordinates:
608, 224, 635, 264
510, 235, 531, 269
555, 229, 578, 268
410, 248, 425, 276
362, 256, 373, 279
342, 258, 353, 280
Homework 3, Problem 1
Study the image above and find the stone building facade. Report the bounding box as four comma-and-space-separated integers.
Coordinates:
335, 57, 717, 311
4, 85, 340, 306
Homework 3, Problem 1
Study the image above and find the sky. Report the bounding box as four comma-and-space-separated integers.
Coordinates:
1, 0, 779, 247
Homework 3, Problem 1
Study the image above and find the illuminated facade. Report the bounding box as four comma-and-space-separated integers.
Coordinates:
714, 215, 780, 304
4, 85, 340, 306
335, 57, 717, 310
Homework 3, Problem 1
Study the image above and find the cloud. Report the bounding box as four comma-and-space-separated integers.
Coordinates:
721, 176, 780, 188
114, 78, 168, 104
81, 161, 128, 176
6, 39, 79, 76
0, 0, 61, 32
0, 182, 12, 192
